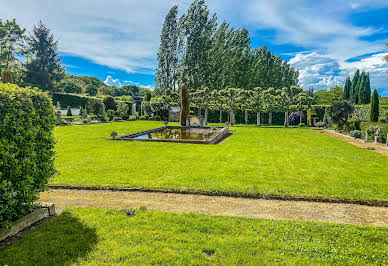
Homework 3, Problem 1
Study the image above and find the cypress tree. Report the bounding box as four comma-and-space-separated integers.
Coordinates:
370, 89, 379, 122
357, 72, 366, 104
179, 84, 190, 126
343, 76, 351, 100
350, 69, 360, 103
364, 72, 371, 104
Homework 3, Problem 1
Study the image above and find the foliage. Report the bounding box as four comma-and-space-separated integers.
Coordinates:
288, 111, 305, 126
52, 92, 100, 108
327, 100, 354, 126
139, 114, 149, 120
66, 106, 72, 116
298, 123, 306, 127
116, 102, 130, 120
313, 86, 344, 105
361, 122, 388, 142
52, 121, 388, 201
153, 115, 161, 121
349, 130, 362, 138
0, 83, 55, 228
107, 110, 115, 121
179, 84, 190, 126
102, 95, 116, 111
347, 69, 371, 104
60, 79, 82, 94
128, 115, 137, 121
0, 19, 26, 71
23, 21, 64, 91
85, 84, 98, 96
0, 208, 387, 265
1, 68, 13, 83
315, 121, 325, 128
87, 101, 105, 117
370, 89, 379, 122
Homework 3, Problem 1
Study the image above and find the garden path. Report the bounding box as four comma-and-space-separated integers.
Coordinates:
318, 128, 388, 156
39, 189, 388, 227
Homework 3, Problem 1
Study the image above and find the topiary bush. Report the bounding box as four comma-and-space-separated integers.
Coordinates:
315, 121, 325, 128
0, 83, 56, 228
298, 123, 306, 127
128, 115, 137, 121
66, 106, 72, 116
102, 95, 116, 111
139, 114, 149, 120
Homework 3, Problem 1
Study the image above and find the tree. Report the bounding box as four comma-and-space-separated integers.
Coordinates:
219, 88, 244, 125
350, 69, 360, 103
276, 86, 303, 127
156, 6, 179, 94
86, 84, 98, 96
23, 21, 64, 91
327, 100, 354, 126
179, 84, 190, 126
61, 79, 82, 94
251, 87, 264, 126
1, 68, 13, 83
102, 95, 116, 111
190, 87, 211, 124
359, 72, 371, 104
0, 19, 26, 70
117, 102, 130, 120
66, 106, 72, 116
370, 89, 379, 122
343, 76, 351, 100
262, 87, 278, 125
314, 86, 344, 105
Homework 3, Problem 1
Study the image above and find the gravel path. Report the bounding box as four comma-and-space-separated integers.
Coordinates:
39, 189, 388, 227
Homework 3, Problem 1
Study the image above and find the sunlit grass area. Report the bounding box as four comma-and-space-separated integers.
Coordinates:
51, 121, 388, 201
0, 207, 386, 265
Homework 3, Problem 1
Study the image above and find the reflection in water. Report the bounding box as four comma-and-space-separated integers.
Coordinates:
135, 128, 217, 141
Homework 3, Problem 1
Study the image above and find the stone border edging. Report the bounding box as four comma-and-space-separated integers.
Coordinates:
48, 185, 387, 207
0, 204, 55, 242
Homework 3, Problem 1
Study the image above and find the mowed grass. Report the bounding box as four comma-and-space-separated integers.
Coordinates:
0, 207, 386, 265
52, 121, 388, 201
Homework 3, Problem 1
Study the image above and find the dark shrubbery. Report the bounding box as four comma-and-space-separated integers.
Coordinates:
107, 110, 115, 121
52, 92, 100, 108
0, 83, 56, 228
102, 95, 116, 111
66, 106, 72, 116
327, 100, 354, 127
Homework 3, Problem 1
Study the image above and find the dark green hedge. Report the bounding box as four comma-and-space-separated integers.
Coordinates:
51, 92, 101, 108
0, 83, 56, 228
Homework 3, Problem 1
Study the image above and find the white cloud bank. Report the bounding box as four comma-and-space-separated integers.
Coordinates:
1, 0, 387, 94
104, 76, 122, 87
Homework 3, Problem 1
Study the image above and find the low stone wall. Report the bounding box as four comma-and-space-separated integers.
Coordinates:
0, 204, 55, 242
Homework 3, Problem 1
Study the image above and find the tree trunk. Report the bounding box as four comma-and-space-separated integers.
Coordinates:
204, 106, 208, 125
230, 110, 235, 125
284, 111, 289, 127
299, 112, 302, 125
256, 112, 261, 126
219, 109, 223, 124
244, 110, 248, 124
269, 112, 272, 125
198, 108, 201, 117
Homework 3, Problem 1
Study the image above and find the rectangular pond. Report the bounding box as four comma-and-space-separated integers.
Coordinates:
113, 126, 229, 144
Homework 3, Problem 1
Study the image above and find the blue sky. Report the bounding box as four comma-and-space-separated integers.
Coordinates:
1, 0, 388, 95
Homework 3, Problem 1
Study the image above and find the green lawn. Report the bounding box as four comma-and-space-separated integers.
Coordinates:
52, 121, 388, 201
0, 207, 386, 265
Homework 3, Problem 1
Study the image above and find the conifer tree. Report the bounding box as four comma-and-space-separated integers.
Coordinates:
343, 76, 351, 100
23, 21, 64, 91
179, 84, 190, 126
350, 69, 360, 103
370, 89, 379, 122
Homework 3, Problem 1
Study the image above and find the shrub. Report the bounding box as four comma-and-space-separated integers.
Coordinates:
289, 111, 304, 126
107, 110, 115, 121
82, 119, 88, 124
298, 123, 306, 127
154, 115, 161, 121
52, 92, 100, 108
85, 84, 98, 96
79, 106, 83, 116
116, 102, 129, 120
378, 117, 386, 123
61, 79, 82, 94
315, 121, 325, 128
128, 115, 137, 121
0, 83, 56, 228
327, 100, 354, 126
102, 95, 116, 111
139, 114, 149, 120
113, 116, 121, 121
66, 106, 72, 116
350, 130, 361, 138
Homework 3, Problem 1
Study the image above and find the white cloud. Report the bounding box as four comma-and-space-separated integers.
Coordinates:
124, 80, 155, 90
104, 76, 122, 87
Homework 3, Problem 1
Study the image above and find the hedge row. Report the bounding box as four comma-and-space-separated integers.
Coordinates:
51, 92, 100, 108
351, 105, 388, 122
0, 83, 56, 228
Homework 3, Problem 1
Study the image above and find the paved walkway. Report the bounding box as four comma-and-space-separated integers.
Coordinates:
39, 189, 388, 227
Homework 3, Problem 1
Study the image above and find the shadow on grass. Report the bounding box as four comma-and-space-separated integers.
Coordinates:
0, 211, 98, 265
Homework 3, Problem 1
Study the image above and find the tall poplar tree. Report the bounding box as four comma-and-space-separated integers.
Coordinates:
23, 21, 64, 91
156, 6, 179, 95
370, 89, 379, 122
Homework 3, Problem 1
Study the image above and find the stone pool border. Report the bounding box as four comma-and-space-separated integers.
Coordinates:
47, 185, 388, 207
112, 125, 230, 144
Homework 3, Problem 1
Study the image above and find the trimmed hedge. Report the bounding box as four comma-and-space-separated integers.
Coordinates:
51, 92, 100, 108
351, 105, 388, 122
0, 83, 56, 228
